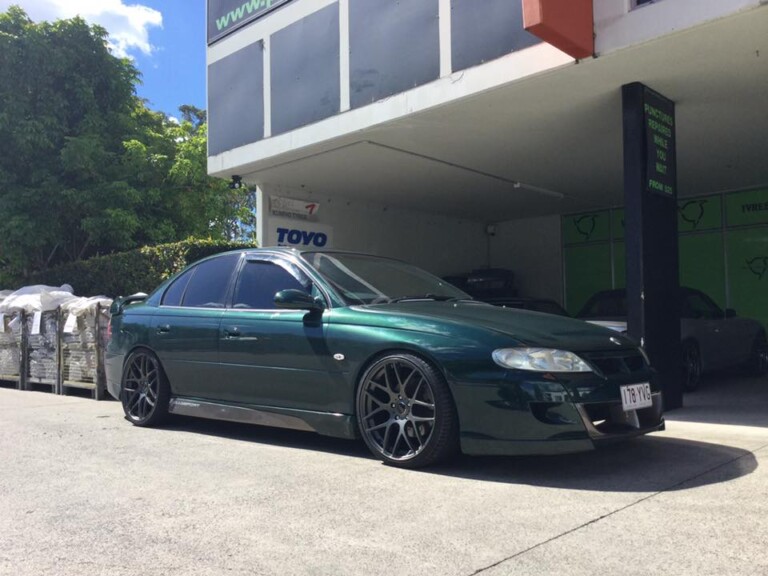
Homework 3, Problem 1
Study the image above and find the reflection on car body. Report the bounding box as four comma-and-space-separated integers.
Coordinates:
107, 249, 665, 468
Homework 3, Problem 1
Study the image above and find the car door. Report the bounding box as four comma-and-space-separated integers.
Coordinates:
680, 290, 734, 371
151, 253, 240, 399
217, 256, 338, 410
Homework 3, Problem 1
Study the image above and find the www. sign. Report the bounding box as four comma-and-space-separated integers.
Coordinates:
216, 0, 274, 31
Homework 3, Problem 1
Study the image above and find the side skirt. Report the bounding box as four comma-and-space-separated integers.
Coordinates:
168, 397, 357, 439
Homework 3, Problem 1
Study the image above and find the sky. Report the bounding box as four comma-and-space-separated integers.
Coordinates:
0, 0, 207, 117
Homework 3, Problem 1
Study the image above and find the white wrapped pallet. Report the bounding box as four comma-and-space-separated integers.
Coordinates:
61, 296, 112, 398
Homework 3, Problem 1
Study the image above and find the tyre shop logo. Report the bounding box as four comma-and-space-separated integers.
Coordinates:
746, 257, 768, 280
678, 199, 707, 229
573, 215, 597, 240
276, 227, 328, 247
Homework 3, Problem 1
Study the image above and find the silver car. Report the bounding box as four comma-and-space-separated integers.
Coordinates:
577, 287, 768, 391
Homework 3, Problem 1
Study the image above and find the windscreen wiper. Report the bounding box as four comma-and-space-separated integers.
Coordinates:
388, 294, 473, 303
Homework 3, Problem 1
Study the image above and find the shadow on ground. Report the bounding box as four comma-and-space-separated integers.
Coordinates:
159, 414, 757, 493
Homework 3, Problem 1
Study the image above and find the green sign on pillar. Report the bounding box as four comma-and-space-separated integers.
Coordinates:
644, 89, 676, 196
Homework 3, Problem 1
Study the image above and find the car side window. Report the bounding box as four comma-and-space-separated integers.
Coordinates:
162, 268, 195, 306
682, 292, 722, 319
180, 254, 240, 308
232, 260, 310, 309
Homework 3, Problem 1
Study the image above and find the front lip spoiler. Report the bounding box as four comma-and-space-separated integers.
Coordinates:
575, 392, 665, 444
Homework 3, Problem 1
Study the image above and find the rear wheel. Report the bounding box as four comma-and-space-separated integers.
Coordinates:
747, 332, 768, 376
682, 341, 701, 392
121, 350, 170, 427
356, 353, 458, 469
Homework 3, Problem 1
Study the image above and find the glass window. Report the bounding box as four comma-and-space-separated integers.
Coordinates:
232, 260, 310, 309
681, 291, 722, 319
181, 254, 240, 308
579, 292, 627, 318
162, 268, 194, 306
302, 252, 468, 305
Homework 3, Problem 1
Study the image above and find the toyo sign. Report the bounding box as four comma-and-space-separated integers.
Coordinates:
208, 0, 294, 44
268, 218, 333, 248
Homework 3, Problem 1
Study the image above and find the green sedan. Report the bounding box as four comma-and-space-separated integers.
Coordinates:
106, 249, 664, 468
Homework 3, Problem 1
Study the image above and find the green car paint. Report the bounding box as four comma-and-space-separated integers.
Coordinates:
107, 248, 664, 459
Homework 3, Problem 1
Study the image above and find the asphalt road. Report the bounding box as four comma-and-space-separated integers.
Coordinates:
1, 377, 767, 576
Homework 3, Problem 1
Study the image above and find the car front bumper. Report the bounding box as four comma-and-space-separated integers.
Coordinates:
451, 376, 665, 456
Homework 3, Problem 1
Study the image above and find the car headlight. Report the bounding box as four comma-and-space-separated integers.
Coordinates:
492, 348, 593, 373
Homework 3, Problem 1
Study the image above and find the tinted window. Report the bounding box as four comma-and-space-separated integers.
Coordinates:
233, 261, 310, 309
579, 292, 627, 318
162, 268, 194, 306
681, 291, 722, 319
181, 254, 240, 308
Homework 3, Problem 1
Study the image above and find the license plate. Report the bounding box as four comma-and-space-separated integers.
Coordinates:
620, 383, 653, 412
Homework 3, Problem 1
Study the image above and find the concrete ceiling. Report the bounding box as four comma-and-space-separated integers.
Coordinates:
246, 7, 768, 223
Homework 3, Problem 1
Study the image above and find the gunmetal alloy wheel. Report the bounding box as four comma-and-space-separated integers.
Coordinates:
121, 350, 170, 427
356, 353, 457, 468
682, 341, 701, 392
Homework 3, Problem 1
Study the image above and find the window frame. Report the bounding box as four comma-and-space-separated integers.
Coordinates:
160, 253, 243, 310
229, 254, 328, 312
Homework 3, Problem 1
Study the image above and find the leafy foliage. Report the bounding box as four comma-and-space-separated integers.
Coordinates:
0, 7, 257, 288
27, 238, 257, 297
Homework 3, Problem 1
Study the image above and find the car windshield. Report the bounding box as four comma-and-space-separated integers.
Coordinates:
301, 252, 471, 305
579, 291, 627, 318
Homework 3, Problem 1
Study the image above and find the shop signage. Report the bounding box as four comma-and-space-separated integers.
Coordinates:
270, 196, 320, 221
208, 0, 294, 44
268, 218, 333, 248
643, 87, 676, 196
725, 188, 768, 227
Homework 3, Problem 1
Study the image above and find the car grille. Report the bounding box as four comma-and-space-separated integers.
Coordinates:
580, 350, 646, 376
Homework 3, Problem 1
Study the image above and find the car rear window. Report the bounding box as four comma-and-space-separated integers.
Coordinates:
180, 254, 240, 308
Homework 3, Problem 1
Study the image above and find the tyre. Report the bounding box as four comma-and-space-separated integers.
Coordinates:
356, 353, 458, 469
120, 349, 170, 427
681, 341, 701, 392
747, 332, 768, 376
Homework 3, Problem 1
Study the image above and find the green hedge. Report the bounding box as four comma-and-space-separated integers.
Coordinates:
27, 238, 256, 297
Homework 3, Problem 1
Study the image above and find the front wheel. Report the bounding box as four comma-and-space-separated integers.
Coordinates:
356, 354, 458, 469
682, 341, 701, 392
120, 350, 170, 427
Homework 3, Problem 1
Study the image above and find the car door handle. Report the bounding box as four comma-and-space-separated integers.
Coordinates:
223, 327, 259, 341
157, 324, 171, 334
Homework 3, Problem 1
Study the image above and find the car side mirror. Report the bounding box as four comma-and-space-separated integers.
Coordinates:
274, 289, 325, 311
725, 308, 737, 319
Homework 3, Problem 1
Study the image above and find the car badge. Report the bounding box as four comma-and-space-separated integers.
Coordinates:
333, 353, 345, 361
610, 337, 622, 346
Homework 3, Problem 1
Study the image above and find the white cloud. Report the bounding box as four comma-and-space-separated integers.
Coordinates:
0, 0, 163, 58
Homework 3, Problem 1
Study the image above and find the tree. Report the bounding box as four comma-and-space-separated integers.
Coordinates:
0, 7, 255, 285
0, 7, 140, 275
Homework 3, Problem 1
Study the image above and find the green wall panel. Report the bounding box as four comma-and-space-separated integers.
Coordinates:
725, 188, 768, 227
679, 233, 725, 309
563, 191, 768, 327
562, 211, 610, 245
726, 227, 768, 328
564, 244, 611, 316
678, 196, 722, 232
613, 242, 625, 289
611, 209, 625, 240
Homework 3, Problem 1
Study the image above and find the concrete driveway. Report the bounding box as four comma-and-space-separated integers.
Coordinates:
1, 376, 766, 576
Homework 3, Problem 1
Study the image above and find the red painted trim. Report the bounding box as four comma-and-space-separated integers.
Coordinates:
522, 0, 594, 60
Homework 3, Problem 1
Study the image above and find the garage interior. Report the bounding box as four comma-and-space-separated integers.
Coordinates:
207, 1, 768, 409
